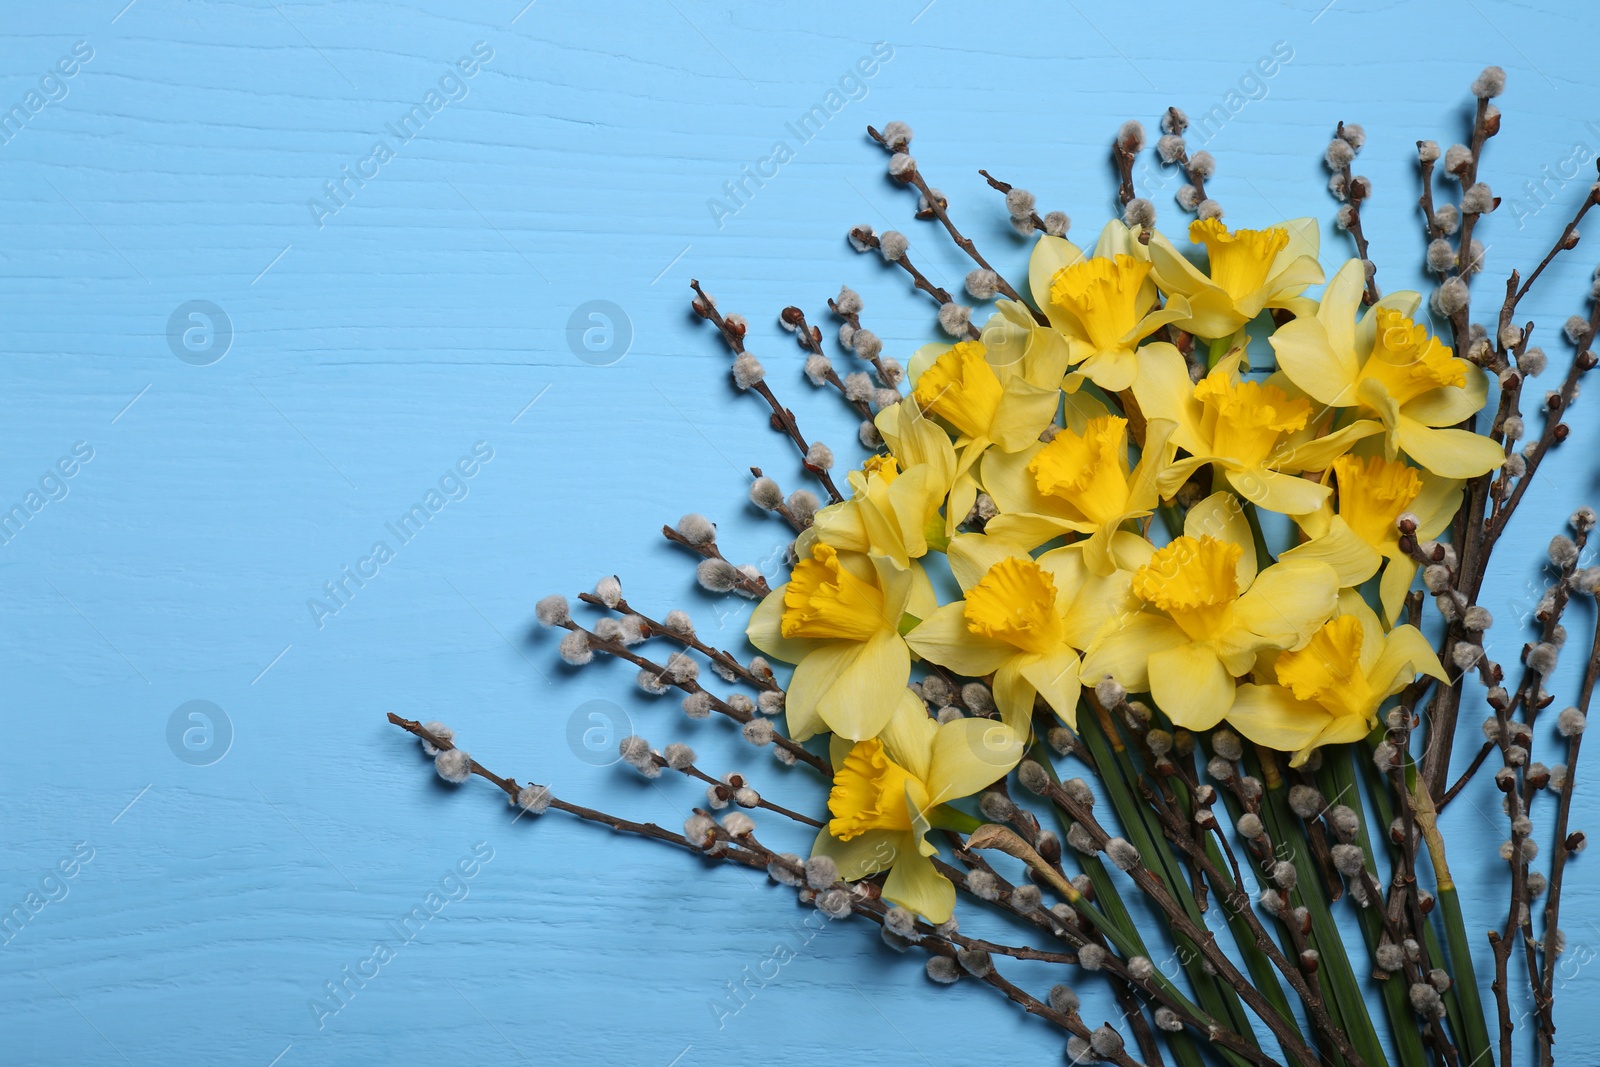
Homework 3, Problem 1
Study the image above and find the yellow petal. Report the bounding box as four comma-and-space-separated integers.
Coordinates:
1228, 467, 1331, 518
1080, 612, 1187, 692
905, 602, 1018, 677
1227, 683, 1332, 752
1370, 622, 1449, 696
1280, 515, 1383, 587
812, 825, 904, 880
1149, 642, 1236, 730
876, 688, 938, 781
792, 629, 911, 741
927, 717, 1024, 803
1019, 648, 1083, 727
882, 846, 956, 923
1378, 549, 1418, 626
1029, 235, 1086, 325
990, 375, 1064, 452
1231, 559, 1339, 650
1130, 341, 1207, 454
1395, 420, 1505, 479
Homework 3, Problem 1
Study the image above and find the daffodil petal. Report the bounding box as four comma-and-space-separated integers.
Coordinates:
812, 825, 903, 880
1227, 683, 1332, 753
928, 717, 1025, 803
1081, 613, 1187, 692
882, 846, 956, 923
794, 630, 911, 742
1378, 550, 1419, 626
1396, 420, 1506, 479
1280, 515, 1383, 587
1371, 622, 1449, 695
1130, 342, 1207, 454
1232, 560, 1339, 649
904, 603, 1017, 678
1229, 466, 1332, 517
1149, 643, 1236, 730
1019, 648, 1083, 727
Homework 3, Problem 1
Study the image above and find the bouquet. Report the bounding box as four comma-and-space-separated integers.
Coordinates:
387, 65, 1597, 1067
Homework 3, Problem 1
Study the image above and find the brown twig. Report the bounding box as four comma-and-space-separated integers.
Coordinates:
690, 279, 845, 503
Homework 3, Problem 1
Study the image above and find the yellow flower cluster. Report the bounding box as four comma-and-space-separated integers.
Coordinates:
749, 218, 1492, 920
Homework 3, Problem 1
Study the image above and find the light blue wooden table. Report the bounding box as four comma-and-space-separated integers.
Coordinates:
3, 1, 1599, 1063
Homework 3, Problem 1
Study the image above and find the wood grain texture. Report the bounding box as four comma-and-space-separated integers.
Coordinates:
2, 1, 1598, 1063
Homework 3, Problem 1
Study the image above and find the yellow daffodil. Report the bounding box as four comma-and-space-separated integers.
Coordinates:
747, 542, 934, 741
1228, 595, 1447, 766
905, 539, 1142, 734
1080, 493, 1339, 731
1025, 221, 1192, 391
813, 688, 1024, 922
811, 407, 957, 568
1280, 454, 1461, 624
1149, 218, 1323, 338
907, 339, 1061, 534
980, 410, 1180, 575
1133, 344, 1381, 516
1268, 259, 1504, 479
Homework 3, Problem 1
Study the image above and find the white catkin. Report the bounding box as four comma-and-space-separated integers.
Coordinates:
937, 302, 972, 337
681, 691, 712, 719
420, 720, 454, 756
1117, 119, 1145, 151
815, 888, 851, 918
957, 947, 992, 976
925, 956, 960, 984
732, 353, 764, 389
1078, 944, 1110, 971
1236, 812, 1264, 838
1090, 1026, 1124, 1057
696, 558, 740, 592
558, 630, 594, 665
965, 269, 1002, 301
741, 719, 774, 747
1042, 211, 1069, 236
663, 742, 696, 770
434, 748, 472, 784
675, 513, 716, 545
1004, 188, 1035, 216
1472, 65, 1507, 98
803, 353, 832, 386
514, 783, 551, 814
804, 855, 838, 889
1106, 837, 1141, 871
1048, 985, 1080, 1015
878, 230, 908, 261
965, 869, 1001, 901
595, 575, 622, 607
1558, 707, 1588, 736
1288, 784, 1325, 818
534, 595, 570, 627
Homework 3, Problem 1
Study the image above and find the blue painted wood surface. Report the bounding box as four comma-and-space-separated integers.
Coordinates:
3, 1, 1600, 1063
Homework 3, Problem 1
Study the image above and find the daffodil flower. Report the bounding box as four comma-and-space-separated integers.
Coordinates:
811, 407, 957, 568
813, 688, 1024, 922
1149, 217, 1323, 339
1268, 258, 1504, 479
980, 410, 1180, 575
1227, 595, 1447, 766
905, 540, 1142, 734
1080, 493, 1339, 731
1023, 220, 1193, 392
1280, 453, 1461, 624
1133, 344, 1381, 516
907, 339, 1061, 533
746, 542, 934, 741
